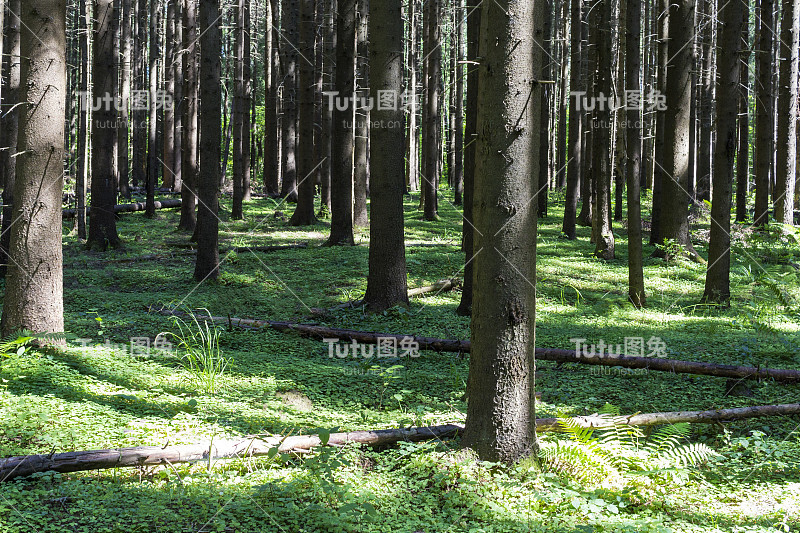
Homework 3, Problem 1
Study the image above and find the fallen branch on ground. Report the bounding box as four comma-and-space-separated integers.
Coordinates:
4, 403, 798, 481
408, 279, 460, 298
63, 199, 182, 218
148, 308, 800, 383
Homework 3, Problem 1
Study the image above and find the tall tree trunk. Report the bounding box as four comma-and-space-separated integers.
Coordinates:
649, 0, 668, 246
173, 0, 184, 194
625, 0, 645, 307
289, 0, 320, 225
232, 0, 246, 219
0, 0, 21, 278
453, 0, 465, 206
462, 0, 542, 464
576, 9, 593, 228
406, 0, 420, 193
754, 0, 775, 225
657, 0, 697, 257
242, 0, 251, 203
695, 0, 714, 204
421, 0, 441, 220
591, 0, 614, 260
326, 0, 356, 245
702, 0, 744, 303
1, 0, 66, 336
352, 0, 369, 227
320, 0, 335, 212
162, 0, 176, 190
538, 0, 552, 219
775, 0, 799, 225
118, 0, 132, 198
75, 0, 90, 240
146, 0, 161, 217
264, 0, 280, 196
736, 3, 751, 223
562, 0, 583, 239
88, 0, 123, 251
280, 0, 299, 202
180, 0, 199, 231
132, 0, 147, 189
362, 0, 409, 312
455, 0, 480, 317
194, 0, 222, 281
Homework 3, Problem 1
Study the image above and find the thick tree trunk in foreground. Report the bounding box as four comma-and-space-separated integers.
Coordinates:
703, 0, 744, 304
326, 0, 356, 245
625, 0, 645, 307
754, 0, 774, 226
462, 0, 542, 464
0, 0, 66, 336
289, 0, 320, 226
455, 0, 480, 317
362, 0, 409, 312
774, 0, 799, 225
7, 403, 800, 481
87, 0, 123, 251
152, 309, 800, 383
194, 0, 222, 282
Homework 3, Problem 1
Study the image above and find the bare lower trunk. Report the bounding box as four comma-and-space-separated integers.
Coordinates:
754, 0, 774, 226
0, 0, 66, 336
774, 0, 799, 225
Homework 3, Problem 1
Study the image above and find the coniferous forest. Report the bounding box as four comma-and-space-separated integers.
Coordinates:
0, 0, 799, 529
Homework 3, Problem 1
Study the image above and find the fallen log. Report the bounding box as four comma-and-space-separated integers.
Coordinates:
408, 279, 459, 298
63, 199, 182, 218
149, 308, 800, 383
163, 242, 308, 253
4, 403, 799, 481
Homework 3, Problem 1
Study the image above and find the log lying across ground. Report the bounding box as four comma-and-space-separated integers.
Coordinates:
149, 309, 800, 383
63, 199, 182, 218
4, 404, 799, 481
407, 279, 459, 298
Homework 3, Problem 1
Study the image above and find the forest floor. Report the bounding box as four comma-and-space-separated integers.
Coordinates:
1, 191, 800, 532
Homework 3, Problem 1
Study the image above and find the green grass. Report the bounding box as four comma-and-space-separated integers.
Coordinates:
0, 190, 799, 532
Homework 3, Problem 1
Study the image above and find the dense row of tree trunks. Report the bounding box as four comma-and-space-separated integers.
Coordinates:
179, 0, 199, 232
352, 0, 369, 227
736, 5, 751, 224
775, 0, 799, 225
0, 0, 21, 278
421, 0, 441, 221
754, 0, 775, 226
562, 0, 583, 240
280, 0, 299, 202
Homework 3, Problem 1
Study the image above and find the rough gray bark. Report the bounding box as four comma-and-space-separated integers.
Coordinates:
453, 0, 465, 206
591, 0, 614, 260
280, 0, 298, 202
455, 0, 480, 317
352, 0, 370, 227
362, 0, 409, 312
657, 0, 697, 257
162, 0, 176, 190
754, 0, 774, 225
461, 0, 542, 463
146, 0, 161, 216
326, 0, 356, 245
289, 0, 320, 225
649, 0, 668, 246
264, 0, 280, 196
562, 0, 583, 240
625, 0, 645, 307
117, 0, 132, 198
421, 0, 441, 220
538, 0, 552, 219
0, 0, 21, 278
87, 0, 123, 251
703, 0, 744, 304
0, 0, 66, 336
179, 0, 199, 232
736, 4, 750, 223
232, 0, 246, 219
75, 0, 90, 239
194, 0, 222, 281
775, 0, 799, 225
172, 0, 183, 194
132, 0, 147, 189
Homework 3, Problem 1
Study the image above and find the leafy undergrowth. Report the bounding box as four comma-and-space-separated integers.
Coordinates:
0, 192, 799, 532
